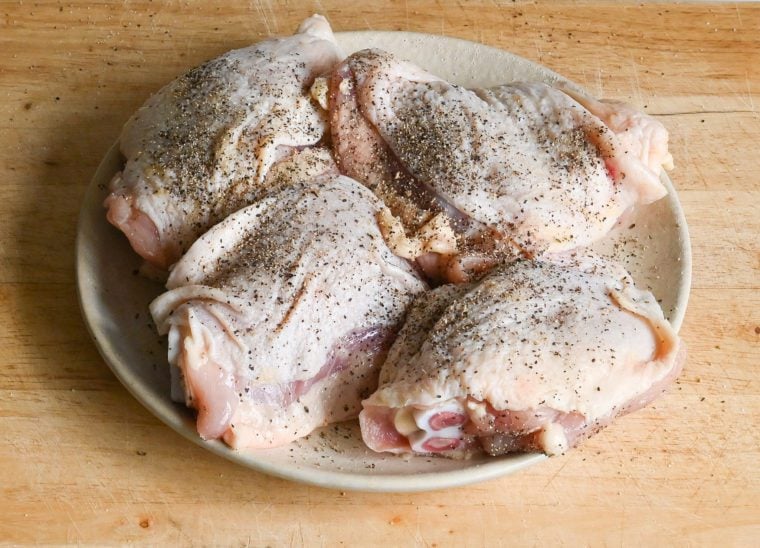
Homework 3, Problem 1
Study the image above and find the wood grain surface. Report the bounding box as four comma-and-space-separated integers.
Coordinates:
1, 1, 758, 545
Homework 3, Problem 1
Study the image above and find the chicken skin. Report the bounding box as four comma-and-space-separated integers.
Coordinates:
115, 23, 683, 461
329, 49, 672, 282
105, 16, 343, 269
360, 253, 682, 457
150, 155, 426, 448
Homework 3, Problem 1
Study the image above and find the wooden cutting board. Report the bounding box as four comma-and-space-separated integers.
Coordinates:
1, 1, 757, 544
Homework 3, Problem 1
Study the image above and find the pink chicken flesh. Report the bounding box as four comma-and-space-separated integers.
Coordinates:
328, 49, 673, 283
105, 16, 343, 269
359, 253, 683, 457
150, 155, 426, 449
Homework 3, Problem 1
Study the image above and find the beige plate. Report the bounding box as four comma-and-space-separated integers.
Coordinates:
76, 31, 691, 492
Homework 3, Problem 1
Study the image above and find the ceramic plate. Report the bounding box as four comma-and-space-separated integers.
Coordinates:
76, 31, 691, 492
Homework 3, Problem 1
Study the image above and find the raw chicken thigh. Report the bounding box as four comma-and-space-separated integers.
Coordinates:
105, 16, 343, 269
150, 155, 426, 448
329, 49, 672, 282
359, 254, 682, 457
111, 16, 683, 462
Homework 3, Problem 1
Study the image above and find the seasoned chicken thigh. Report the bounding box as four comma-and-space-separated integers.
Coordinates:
329, 49, 672, 282
150, 158, 426, 449
359, 254, 682, 457
105, 16, 343, 269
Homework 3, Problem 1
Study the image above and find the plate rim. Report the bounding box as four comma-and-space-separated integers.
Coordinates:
76, 30, 691, 492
